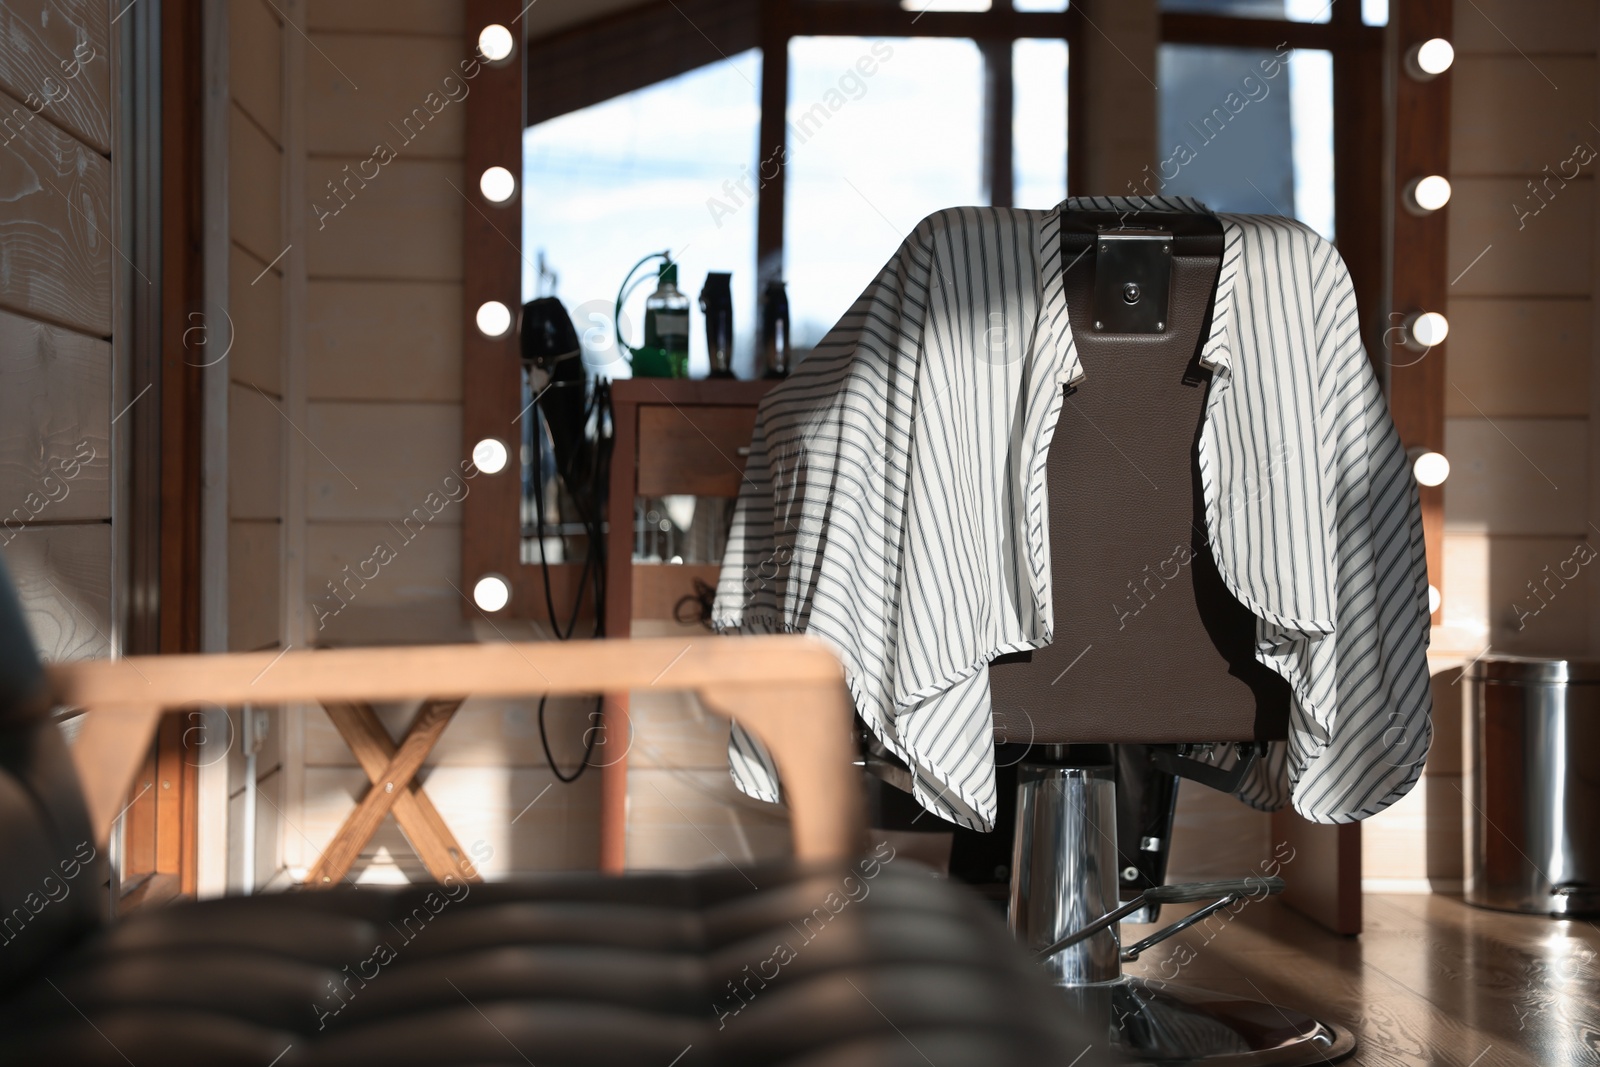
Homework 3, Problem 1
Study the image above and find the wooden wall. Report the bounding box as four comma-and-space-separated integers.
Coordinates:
300, 0, 467, 648
1362, 0, 1599, 892
220, 0, 290, 894
266, 0, 788, 879
274, 0, 611, 881
0, 0, 115, 665
1437, 0, 1597, 658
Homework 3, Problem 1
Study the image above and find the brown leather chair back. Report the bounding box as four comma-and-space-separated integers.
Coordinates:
989, 208, 1290, 745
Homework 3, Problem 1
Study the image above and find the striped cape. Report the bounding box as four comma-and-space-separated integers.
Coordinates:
712, 196, 1432, 832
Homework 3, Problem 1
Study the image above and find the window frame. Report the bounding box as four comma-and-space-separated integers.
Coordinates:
1157, 1, 1389, 357
521, 0, 1385, 348
755, 1, 1084, 292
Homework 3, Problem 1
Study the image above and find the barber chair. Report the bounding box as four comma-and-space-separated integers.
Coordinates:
0, 558, 1108, 1066
982, 205, 1357, 1064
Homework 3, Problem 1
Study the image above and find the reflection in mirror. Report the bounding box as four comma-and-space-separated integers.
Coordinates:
783, 36, 984, 348
523, 51, 762, 379
632, 495, 737, 566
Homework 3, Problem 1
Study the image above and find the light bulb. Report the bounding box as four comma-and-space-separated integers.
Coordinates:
478, 24, 515, 63
1406, 38, 1453, 79
1406, 175, 1452, 214
472, 438, 509, 474
1410, 449, 1450, 487
479, 166, 516, 203
473, 575, 511, 612
1428, 584, 1441, 614
1405, 310, 1449, 351
476, 301, 512, 338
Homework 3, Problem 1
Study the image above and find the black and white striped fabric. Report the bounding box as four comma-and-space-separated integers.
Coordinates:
712, 197, 1432, 832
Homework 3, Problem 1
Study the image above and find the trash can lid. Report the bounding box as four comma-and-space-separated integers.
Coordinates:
1468, 654, 1600, 684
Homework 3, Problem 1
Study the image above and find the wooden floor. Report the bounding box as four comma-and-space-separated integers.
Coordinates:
1121, 893, 1600, 1066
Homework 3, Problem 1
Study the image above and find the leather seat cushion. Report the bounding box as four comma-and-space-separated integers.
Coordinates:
0, 861, 1098, 1067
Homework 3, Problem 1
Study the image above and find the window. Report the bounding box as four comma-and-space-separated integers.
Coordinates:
783, 36, 985, 347
1160, 0, 1330, 23
1154, 0, 1384, 358
523, 51, 762, 378
1013, 38, 1069, 209
1155, 44, 1335, 239
1163, 0, 1389, 23
524, 3, 1078, 366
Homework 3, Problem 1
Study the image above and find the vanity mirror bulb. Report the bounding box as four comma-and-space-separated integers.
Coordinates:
478, 24, 515, 63
1403, 310, 1449, 352
1404, 175, 1452, 215
1406, 38, 1454, 79
472, 438, 510, 475
480, 166, 516, 203
1428, 584, 1441, 614
473, 575, 511, 613
475, 300, 513, 338
1409, 449, 1450, 487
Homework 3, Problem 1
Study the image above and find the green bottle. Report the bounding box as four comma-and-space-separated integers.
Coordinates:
639, 260, 690, 378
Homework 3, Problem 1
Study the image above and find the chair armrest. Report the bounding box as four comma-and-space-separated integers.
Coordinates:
68, 703, 164, 848
48, 636, 865, 859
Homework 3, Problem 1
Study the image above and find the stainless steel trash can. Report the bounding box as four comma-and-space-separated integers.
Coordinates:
1464, 656, 1600, 916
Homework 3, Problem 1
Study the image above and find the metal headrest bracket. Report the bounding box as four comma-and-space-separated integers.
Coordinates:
1090, 229, 1173, 335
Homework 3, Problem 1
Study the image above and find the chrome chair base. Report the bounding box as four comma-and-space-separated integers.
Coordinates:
1009, 760, 1357, 1066
1056, 976, 1356, 1065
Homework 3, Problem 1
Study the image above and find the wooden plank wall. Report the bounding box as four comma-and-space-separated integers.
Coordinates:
1362, 0, 1599, 892
287, 1, 611, 881
223, 0, 290, 893
1438, 0, 1596, 657
300, 0, 468, 648
0, 0, 114, 665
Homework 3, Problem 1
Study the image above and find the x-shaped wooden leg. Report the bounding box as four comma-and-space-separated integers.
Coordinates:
307, 698, 478, 888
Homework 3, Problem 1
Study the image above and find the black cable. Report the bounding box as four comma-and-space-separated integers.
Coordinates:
531, 377, 612, 641
529, 372, 615, 783
673, 578, 718, 629
539, 693, 602, 783
531, 400, 586, 641
589, 379, 613, 636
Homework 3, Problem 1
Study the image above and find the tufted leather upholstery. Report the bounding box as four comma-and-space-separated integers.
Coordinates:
0, 557, 1105, 1066
0, 862, 1103, 1066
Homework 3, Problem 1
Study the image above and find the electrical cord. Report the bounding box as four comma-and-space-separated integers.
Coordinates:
539, 694, 597, 784
529, 372, 614, 783
673, 578, 718, 630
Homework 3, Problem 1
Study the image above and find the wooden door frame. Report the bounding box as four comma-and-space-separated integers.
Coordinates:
115, 0, 208, 905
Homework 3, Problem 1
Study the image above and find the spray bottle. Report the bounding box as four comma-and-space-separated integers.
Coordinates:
616, 251, 690, 378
